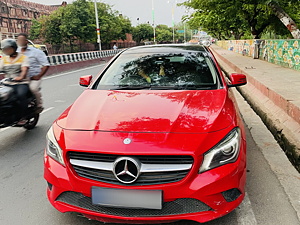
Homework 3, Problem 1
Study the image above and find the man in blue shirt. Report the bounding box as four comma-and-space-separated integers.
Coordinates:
17, 33, 50, 113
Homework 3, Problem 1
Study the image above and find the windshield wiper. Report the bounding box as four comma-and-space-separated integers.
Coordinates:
109, 84, 216, 90
150, 84, 215, 90
110, 85, 152, 90
177, 84, 216, 90
149, 85, 189, 90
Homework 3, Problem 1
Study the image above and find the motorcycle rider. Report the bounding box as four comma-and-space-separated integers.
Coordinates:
0, 39, 30, 124
17, 33, 50, 113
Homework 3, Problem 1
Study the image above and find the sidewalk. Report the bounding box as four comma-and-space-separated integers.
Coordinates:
210, 44, 300, 171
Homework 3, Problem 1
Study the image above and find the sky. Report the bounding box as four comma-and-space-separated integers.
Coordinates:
28, 0, 188, 27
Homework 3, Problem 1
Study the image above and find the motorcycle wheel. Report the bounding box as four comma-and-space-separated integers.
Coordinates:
23, 113, 39, 130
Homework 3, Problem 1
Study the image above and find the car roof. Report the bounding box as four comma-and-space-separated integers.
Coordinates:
122, 44, 209, 55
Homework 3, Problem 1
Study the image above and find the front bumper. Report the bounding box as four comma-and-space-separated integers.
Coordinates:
44, 140, 246, 224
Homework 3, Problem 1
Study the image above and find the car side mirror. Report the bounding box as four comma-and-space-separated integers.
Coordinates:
228, 73, 247, 88
79, 75, 93, 87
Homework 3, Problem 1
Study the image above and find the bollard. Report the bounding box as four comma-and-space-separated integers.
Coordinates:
46, 49, 123, 67
75, 53, 79, 62
62, 55, 66, 64
57, 55, 62, 65
67, 55, 71, 63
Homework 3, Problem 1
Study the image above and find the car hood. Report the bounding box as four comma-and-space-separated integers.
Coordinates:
56, 89, 235, 133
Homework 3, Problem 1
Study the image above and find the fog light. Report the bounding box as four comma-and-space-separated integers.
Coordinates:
222, 188, 241, 202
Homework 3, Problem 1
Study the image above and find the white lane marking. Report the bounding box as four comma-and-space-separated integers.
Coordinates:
43, 64, 104, 80
236, 192, 257, 225
0, 107, 55, 133
41, 107, 55, 115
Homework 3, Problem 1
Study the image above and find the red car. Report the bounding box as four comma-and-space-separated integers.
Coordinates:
44, 44, 247, 224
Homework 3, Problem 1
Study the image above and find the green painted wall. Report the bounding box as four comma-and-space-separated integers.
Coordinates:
217, 40, 300, 71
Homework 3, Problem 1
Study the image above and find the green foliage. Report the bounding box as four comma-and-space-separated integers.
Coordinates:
42, 12, 64, 45
132, 23, 154, 43
156, 25, 173, 42
59, 0, 95, 43
29, 19, 41, 40
132, 23, 190, 43
181, 0, 300, 39
29, 0, 133, 47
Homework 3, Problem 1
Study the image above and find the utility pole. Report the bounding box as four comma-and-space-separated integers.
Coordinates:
94, 0, 101, 51
172, 4, 175, 43
184, 23, 186, 43
152, 0, 156, 43
168, 0, 177, 43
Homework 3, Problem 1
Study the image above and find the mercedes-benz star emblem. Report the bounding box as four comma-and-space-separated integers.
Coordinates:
113, 157, 140, 184
123, 138, 132, 145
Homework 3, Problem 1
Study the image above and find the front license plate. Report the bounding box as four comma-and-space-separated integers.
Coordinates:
92, 187, 162, 209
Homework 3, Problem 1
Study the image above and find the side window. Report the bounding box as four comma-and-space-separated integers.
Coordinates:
205, 57, 217, 84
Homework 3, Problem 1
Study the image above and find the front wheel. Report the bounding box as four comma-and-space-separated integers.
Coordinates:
23, 113, 39, 130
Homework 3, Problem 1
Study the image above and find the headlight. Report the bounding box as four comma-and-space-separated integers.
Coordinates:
199, 128, 241, 173
46, 126, 65, 166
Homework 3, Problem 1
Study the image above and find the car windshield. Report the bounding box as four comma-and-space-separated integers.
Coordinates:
96, 48, 219, 90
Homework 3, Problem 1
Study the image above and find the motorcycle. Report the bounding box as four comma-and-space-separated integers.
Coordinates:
0, 78, 39, 130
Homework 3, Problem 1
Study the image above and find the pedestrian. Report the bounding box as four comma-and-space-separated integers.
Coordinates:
0, 39, 30, 124
17, 33, 50, 113
113, 44, 118, 50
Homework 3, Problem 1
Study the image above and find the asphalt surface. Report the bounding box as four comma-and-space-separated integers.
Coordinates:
0, 64, 299, 225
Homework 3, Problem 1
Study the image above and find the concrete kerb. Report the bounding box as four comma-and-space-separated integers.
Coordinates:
233, 88, 300, 222
210, 47, 300, 172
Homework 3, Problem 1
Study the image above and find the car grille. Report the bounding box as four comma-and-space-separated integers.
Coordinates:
56, 191, 211, 217
68, 152, 194, 186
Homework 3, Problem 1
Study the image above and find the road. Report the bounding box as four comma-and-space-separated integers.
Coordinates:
0, 64, 299, 225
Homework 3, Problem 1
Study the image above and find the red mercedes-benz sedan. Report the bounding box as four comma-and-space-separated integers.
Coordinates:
44, 44, 247, 224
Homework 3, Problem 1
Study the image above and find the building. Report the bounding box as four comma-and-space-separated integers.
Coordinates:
0, 0, 61, 40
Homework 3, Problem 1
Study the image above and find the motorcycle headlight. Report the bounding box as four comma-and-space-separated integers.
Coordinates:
46, 126, 65, 166
199, 128, 241, 173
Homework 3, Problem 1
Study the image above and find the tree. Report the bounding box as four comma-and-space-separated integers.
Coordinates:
268, 0, 300, 39
29, 0, 133, 51
132, 23, 154, 43
117, 16, 133, 40
181, 0, 300, 39
94, 3, 133, 44
156, 24, 173, 43
30, 14, 63, 45
42, 12, 64, 45
181, 3, 248, 40
59, 0, 95, 51
29, 19, 42, 40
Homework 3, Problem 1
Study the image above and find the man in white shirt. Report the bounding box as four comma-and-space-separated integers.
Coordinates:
17, 33, 50, 113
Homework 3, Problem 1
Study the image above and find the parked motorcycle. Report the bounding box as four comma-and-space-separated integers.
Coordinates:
0, 78, 39, 129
